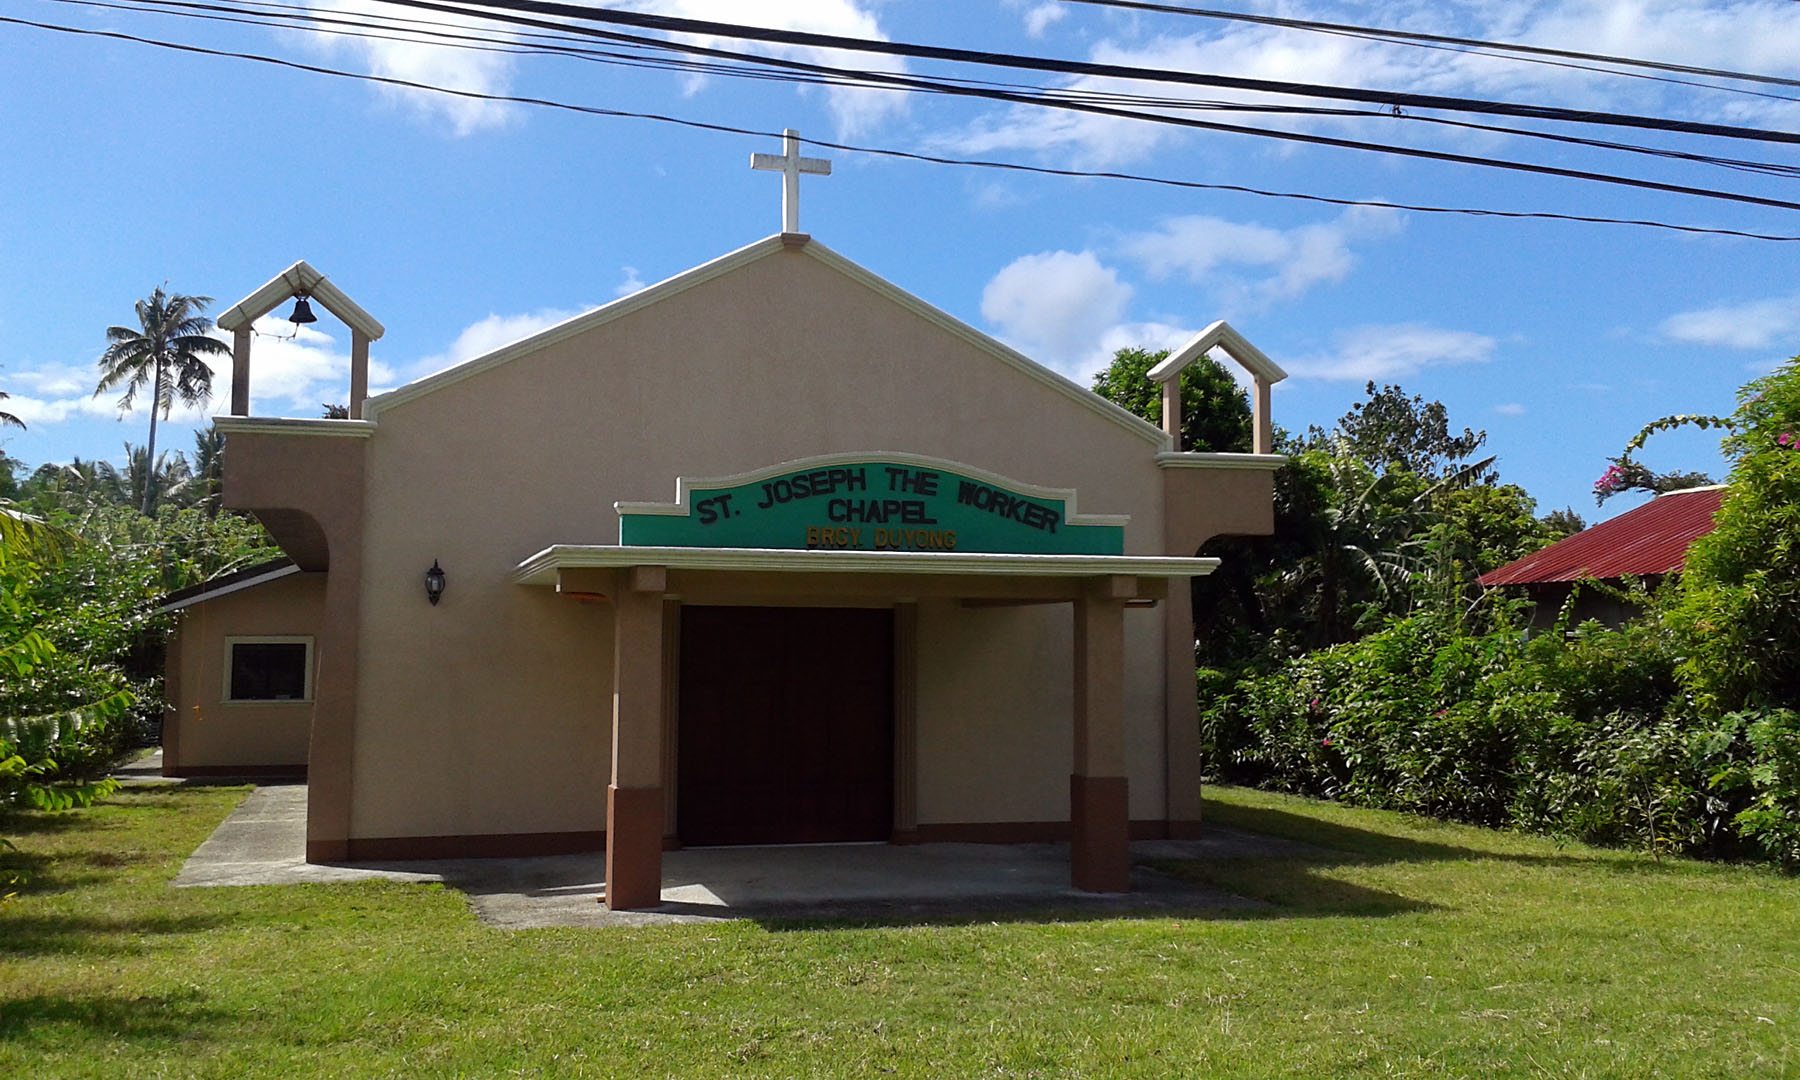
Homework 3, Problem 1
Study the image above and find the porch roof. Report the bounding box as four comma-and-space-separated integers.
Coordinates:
512, 545, 1218, 587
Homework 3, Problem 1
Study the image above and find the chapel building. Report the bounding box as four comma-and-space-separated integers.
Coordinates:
159, 226, 1286, 910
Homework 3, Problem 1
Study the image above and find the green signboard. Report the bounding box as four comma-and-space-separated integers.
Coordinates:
619, 459, 1125, 555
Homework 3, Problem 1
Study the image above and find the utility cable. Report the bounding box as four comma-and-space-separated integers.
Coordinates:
3, 13, 1797, 241
392, 0, 1800, 145
1055, 0, 1800, 91
301, 0, 1800, 211
48, 0, 1800, 180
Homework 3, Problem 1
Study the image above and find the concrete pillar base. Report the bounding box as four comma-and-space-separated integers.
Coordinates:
604, 784, 665, 910
1070, 774, 1130, 893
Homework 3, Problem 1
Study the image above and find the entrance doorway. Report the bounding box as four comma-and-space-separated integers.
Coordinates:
677, 606, 895, 845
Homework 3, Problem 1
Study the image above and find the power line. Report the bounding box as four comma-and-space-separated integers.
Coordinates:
403, 0, 1800, 146
5, 12, 1797, 241
52, 0, 1800, 181
296, 0, 1800, 211
1055, 0, 1800, 92
1053, 0, 1800, 110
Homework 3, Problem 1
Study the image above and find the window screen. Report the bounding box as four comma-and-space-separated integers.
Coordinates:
229, 642, 310, 701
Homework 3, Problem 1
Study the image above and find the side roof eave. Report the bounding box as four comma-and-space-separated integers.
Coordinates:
361, 236, 1170, 448
157, 558, 301, 614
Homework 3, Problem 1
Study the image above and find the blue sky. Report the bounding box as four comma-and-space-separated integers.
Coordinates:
3, 0, 1798, 521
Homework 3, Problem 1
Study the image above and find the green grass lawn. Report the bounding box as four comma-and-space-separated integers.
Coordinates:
2, 783, 1795, 1079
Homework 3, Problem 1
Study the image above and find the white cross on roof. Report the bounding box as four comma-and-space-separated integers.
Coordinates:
750, 128, 831, 234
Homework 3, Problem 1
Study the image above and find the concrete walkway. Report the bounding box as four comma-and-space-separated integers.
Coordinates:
175, 785, 1300, 927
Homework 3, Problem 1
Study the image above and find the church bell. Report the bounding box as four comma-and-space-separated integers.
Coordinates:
288, 295, 318, 325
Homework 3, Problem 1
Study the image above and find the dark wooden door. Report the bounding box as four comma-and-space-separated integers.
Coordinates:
678, 606, 894, 846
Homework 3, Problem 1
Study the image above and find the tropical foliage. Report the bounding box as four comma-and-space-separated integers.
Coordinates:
0, 502, 116, 894
1180, 358, 1800, 874
1096, 345, 1800, 869
2, 285, 274, 894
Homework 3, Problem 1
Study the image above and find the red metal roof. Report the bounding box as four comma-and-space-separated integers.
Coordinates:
1478, 486, 1728, 586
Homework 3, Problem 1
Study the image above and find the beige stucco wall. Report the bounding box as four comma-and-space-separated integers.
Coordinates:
168, 572, 322, 770
345, 242, 1171, 841
915, 600, 1166, 824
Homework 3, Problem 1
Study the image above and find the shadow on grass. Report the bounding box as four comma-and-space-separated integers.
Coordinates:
0, 913, 233, 959
0, 810, 95, 839
729, 860, 1433, 932
0, 987, 228, 1043
0, 849, 120, 897
1200, 798, 1620, 871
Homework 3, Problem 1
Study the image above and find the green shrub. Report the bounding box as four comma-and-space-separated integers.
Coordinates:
1196, 611, 1776, 859
1708, 709, 1800, 868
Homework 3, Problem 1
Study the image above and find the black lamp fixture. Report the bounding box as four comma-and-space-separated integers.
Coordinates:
288, 292, 319, 325
424, 559, 446, 606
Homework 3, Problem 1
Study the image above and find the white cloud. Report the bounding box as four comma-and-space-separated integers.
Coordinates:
300, 0, 521, 135
1117, 205, 1401, 306
406, 307, 585, 382
7, 365, 89, 398
295, 0, 913, 139
941, 2, 1800, 166
1661, 294, 1800, 350
1287, 323, 1497, 381
1495, 402, 1527, 416
1004, 0, 1066, 38
614, 267, 647, 298
971, 181, 1025, 211
1, 391, 113, 426
639, 1, 909, 135
980, 250, 1134, 378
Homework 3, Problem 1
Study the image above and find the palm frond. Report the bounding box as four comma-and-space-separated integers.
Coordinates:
0, 691, 135, 757
0, 503, 77, 567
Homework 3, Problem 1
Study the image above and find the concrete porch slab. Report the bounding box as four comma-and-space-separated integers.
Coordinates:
176, 785, 1277, 927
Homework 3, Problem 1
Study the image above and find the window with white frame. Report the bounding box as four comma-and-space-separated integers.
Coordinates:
224, 636, 314, 702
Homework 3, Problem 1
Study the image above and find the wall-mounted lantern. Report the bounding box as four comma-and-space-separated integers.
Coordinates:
425, 559, 446, 606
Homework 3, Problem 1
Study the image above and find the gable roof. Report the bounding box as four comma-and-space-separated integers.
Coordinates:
1147, 320, 1287, 385
158, 558, 300, 614
1478, 486, 1728, 586
216, 260, 385, 341
361, 235, 1169, 447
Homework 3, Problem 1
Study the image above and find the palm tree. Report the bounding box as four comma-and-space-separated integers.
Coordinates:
94, 287, 228, 515
191, 425, 224, 517
0, 388, 23, 431
118, 442, 193, 516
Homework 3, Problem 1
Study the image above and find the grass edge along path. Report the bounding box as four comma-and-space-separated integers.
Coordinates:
0, 782, 1795, 1078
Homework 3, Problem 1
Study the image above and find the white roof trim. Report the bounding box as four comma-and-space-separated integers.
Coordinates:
361, 236, 1170, 447
216, 260, 385, 341
615, 450, 1130, 528
158, 563, 302, 614
1147, 321, 1287, 385
214, 416, 376, 438
1652, 483, 1729, 496
514, 545, 1216, 585
1155, 452, 1288, 471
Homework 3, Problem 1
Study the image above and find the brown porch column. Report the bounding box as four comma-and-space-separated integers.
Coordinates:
606, 565, 667, 911
1071, 577, 1132, 893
